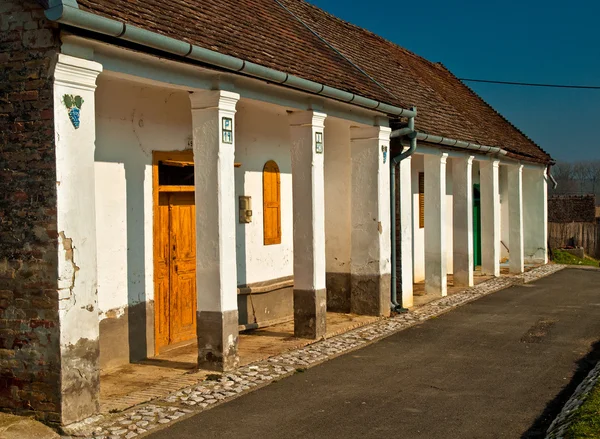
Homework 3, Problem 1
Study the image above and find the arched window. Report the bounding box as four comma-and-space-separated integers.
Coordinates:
263, 160, 281, 245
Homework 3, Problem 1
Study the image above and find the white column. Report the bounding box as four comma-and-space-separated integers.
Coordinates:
399, 153, 414, 307
524, 167, 548, 264
53, 54, 102, 424
424, 153, 448, 296
508, 164, 525, 273
289, 111, 327, 339
349, 126, 391, 317
190, 90, 240, 371
453, 155, 475, 287
480, 159, 501, 276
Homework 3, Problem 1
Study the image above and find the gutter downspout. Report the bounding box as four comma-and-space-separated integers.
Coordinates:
390, 107, 417, 312
547, 164, 558, 189
44, 0, 416, 119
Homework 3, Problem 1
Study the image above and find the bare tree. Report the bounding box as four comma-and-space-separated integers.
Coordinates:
572, 161, 589, 195
587, 160, 600, 198
551, 161, 575, 195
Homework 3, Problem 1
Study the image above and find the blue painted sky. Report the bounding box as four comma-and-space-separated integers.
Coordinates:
308, 0, 600, 162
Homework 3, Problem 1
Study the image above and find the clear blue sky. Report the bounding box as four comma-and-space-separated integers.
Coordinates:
309, 0, 600, 162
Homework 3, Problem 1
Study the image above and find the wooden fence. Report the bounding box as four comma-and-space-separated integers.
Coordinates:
548, 222, 600, 259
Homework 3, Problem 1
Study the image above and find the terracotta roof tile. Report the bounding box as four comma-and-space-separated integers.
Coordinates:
76, 0, 552, 163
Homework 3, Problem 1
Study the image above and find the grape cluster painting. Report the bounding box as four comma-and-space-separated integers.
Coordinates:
63, 94, 84, 129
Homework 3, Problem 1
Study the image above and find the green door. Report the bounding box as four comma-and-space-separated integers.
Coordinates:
473, 184, 482, 267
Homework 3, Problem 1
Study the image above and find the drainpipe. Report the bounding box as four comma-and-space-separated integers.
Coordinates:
547, 164, 558, 189
390, 107, 417, 312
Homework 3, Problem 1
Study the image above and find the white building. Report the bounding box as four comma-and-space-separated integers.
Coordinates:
1, 0, 553, 425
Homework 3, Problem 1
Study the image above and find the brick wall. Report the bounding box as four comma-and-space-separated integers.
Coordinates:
0, 0, 61, 424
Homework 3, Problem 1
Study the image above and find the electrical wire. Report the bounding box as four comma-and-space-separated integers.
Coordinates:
459, 78, 600, 90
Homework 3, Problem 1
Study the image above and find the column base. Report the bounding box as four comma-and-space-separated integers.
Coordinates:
424, 275, 448, 297
61, 338, 100, 425
453, 269, 474, 288
197, 310, 239, 372
294, 289, 326, 339
326, 272, 351, 313
350, 273, 391, 317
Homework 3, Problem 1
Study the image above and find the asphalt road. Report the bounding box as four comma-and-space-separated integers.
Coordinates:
148, 268, 600, 439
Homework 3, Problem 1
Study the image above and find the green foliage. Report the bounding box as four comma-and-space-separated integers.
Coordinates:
552, 249, 600, 267
205, 373, 221, 381
63, 94, 84, 109
565, 380, 600, 438
63, 94, 72, 108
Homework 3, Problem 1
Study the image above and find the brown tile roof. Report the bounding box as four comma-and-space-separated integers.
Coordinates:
75, 0, 552, 163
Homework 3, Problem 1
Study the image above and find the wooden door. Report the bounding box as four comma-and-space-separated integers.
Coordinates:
263, 160, 281, 245
155, 192, 197, 352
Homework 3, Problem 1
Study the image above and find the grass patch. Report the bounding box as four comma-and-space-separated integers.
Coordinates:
205, 373, 222, 381
552, 249, 600, 267
565, 379, 600, 438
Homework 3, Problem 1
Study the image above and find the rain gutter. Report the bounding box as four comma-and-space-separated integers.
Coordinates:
45, 0, 417, 118
391, 130, 509, 156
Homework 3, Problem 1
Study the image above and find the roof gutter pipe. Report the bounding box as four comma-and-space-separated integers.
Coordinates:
45, 0, 417, 118
391, 129, 509, 156
389, 107, 417, 313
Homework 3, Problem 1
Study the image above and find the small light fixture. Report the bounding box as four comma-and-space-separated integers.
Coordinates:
315, 132, 323, 154
382, 145, 388, 164
222, 117, 233, 144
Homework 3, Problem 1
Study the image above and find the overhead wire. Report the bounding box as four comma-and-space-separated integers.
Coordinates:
459, 78, 600, 90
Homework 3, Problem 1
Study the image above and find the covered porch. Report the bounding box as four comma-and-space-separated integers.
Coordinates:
394, 148, 549, 308
51, 34, 399, 423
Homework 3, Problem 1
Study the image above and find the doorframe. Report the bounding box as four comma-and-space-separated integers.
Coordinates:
152, 150, 195, 355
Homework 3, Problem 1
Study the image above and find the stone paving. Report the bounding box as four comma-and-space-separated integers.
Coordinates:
546, 359, 600, 438
62, 264, 566, 439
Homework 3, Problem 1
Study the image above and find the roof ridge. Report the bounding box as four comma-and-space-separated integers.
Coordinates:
434, 62, 553, 161
273, 0, 399, 101
296, 0, 445, 70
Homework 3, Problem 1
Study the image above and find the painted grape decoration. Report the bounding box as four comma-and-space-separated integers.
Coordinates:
63, 94, 84, 129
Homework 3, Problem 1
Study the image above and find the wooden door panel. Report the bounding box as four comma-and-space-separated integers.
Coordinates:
155, 193, 171, 351
170, 192, 197, 345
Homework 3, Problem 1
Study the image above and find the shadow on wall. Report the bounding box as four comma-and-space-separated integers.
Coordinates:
124, 160, 148, 362
95, 138, 151, 365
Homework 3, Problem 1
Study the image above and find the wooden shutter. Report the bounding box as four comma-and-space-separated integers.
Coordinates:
419, 172, 425, 229
263, 160, 282, 245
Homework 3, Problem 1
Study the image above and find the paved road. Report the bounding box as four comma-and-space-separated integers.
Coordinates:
148, 268, 600, 439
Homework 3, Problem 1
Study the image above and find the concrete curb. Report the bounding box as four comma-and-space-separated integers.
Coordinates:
545, 361, 600, 439
61, 264, 566, 439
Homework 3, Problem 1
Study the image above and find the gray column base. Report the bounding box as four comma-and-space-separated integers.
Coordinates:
350, 273, 391, 317
197, 310, 239, 372
61, 338, 100, 425
326, 272, 351, 313
294, 289, 326, 339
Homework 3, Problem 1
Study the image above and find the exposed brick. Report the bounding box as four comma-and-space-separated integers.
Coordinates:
0, 0, 61, 426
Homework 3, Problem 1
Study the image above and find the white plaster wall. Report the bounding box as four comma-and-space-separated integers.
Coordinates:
94, 76, 192, 317
324, 118, 351, 274
412, 155, 425, 282
500, 165, 510, 261
412, 153, 454, 282
446, 160, 454, 275
234, 99, 294, 285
